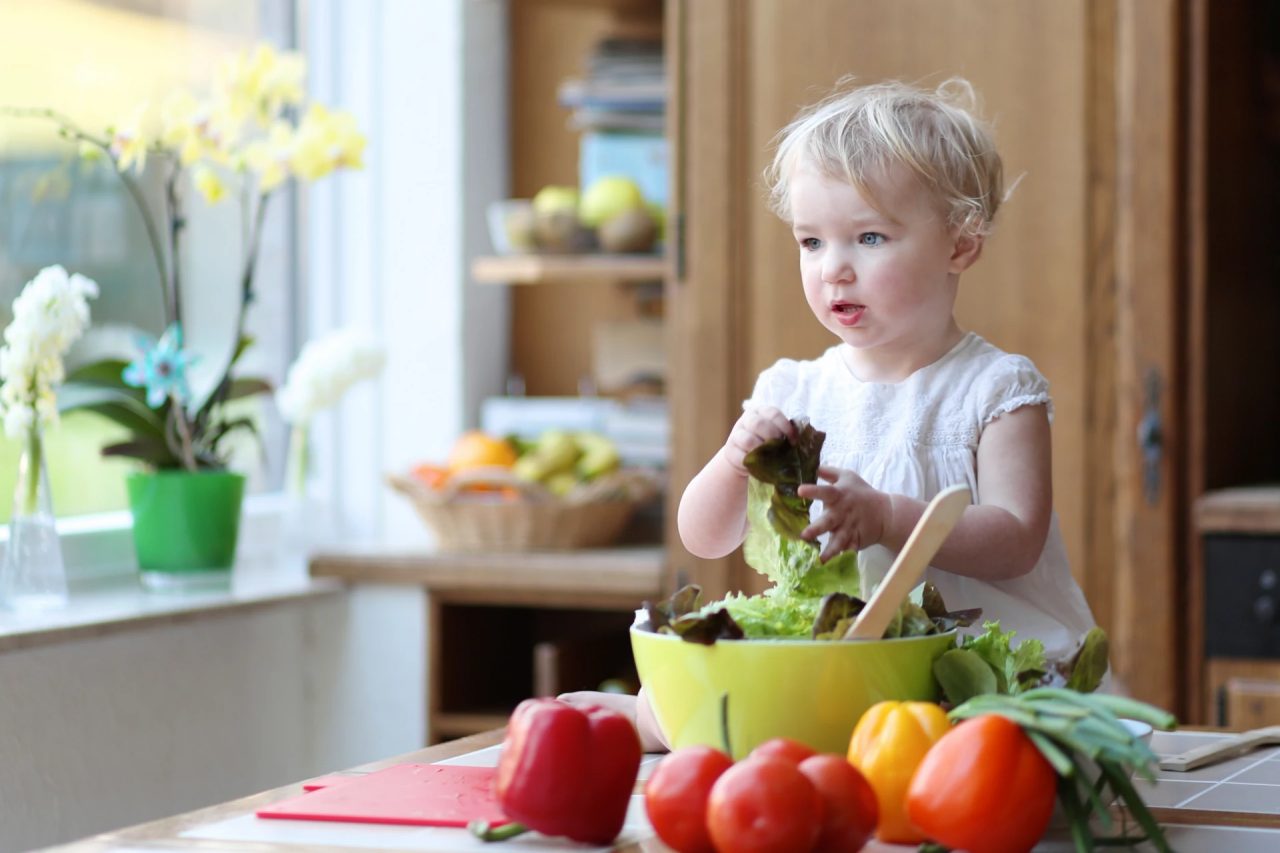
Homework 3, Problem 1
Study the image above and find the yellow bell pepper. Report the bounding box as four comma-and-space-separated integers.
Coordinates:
846, 700, 951, 844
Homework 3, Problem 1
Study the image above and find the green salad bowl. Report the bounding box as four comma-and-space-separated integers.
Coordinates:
631, 627, 956, 759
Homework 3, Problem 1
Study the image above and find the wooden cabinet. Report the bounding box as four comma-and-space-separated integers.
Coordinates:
669, 0, 1182, 711
501, 0, 667, 398
311, 547, 664, 743
1182, 1, 1280, 723
1196, 488, 1280, 728
1207, 660, 1280, 730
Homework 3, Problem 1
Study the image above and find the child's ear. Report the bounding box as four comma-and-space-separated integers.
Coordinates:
949, 232, 984, 272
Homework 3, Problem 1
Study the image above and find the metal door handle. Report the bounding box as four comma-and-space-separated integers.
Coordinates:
1137, 369, 1163, 505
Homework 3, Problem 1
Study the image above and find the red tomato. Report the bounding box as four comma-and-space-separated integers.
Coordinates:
644, 746, 734, 853
748, 737, 818, 766
906, 714, 1057, 853
706, 756, 823, 853
798, 755, 878, 853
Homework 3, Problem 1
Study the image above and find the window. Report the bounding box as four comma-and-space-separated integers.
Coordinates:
0, 0, 298, 524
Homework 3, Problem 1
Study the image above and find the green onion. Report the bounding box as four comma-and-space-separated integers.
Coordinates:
949, 688, 1175, 851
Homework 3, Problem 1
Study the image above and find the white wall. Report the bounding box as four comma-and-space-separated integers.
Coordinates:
0, 587, 426, 851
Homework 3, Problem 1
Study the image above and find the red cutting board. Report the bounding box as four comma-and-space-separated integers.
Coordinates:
256, 764, 511, 827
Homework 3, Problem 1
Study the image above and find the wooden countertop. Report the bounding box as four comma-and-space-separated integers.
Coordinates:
46, 728, 1280, 852
310, 545, 666, 609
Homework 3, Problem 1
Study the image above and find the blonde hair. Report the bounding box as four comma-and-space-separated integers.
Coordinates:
764, 77, 1004, 239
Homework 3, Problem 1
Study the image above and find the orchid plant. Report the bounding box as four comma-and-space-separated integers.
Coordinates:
0, 266, 98, 514
3, 43, 364, 473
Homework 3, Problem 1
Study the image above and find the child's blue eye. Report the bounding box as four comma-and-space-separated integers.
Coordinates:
859, 233, 886, 247
799, 237, 821, 251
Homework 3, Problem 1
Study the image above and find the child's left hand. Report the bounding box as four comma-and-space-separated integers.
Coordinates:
797, 465, 891, 561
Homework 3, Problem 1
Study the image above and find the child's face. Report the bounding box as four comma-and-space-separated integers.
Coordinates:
788, 160, 978, 366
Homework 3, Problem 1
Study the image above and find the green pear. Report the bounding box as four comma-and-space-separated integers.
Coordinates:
513, 429, 582, 483
546, 471, 579, 497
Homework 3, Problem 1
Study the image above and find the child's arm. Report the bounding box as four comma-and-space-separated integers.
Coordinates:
677, 406, 796, 559
798, 405, 1052, 581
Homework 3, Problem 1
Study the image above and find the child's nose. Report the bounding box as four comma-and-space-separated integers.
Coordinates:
821, 251, 855, 284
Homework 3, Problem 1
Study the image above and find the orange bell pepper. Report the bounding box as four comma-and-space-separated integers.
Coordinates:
846, 700, 950, 844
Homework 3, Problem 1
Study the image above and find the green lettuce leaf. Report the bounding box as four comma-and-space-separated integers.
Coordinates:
1063, 627, 1110, 693
962, 621, 1047, 694
742, 478, 860, 598
742, 419, 824, 539
702, 588, 821, 639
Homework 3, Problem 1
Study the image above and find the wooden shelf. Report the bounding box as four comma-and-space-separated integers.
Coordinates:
471, 254, 666, 284
1195, 487, 1280, 535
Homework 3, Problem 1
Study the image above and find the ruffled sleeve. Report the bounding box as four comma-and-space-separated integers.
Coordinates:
743, 358, 802, 412
973, 354, 1054, 427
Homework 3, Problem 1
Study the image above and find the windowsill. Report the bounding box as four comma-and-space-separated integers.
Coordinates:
0, 553, 344, 653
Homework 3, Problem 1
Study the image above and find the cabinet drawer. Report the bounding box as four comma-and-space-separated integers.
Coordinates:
1222, 678, 1280, 729
1204, 535, 1280, 658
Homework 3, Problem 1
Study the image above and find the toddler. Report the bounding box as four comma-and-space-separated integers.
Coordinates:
567, 78, 1097, 752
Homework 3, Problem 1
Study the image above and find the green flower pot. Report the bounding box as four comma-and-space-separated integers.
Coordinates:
127, 471, 246, 590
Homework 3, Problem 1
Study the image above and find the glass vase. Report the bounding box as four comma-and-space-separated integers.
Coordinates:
1, 426, 68, 610
279, 424, 312, 566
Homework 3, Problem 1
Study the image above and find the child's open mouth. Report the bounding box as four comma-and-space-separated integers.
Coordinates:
831, 302, 865, 326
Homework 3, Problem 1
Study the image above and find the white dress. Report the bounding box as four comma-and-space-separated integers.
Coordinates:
745, 331, 1097, 661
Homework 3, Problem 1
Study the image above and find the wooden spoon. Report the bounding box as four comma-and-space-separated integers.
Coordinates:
843, 484, 972, 640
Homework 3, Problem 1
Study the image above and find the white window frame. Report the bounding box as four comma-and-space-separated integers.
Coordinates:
301, 0, 509, 548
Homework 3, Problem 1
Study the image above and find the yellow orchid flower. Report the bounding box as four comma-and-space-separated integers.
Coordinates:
214, 42, 307, 127
161, 91, 241, 167
192, 165, 227, 204
110, 102, 155, 174
213, 45, 261, 123
260, 51, 306, 114
292, 105, 366, 182
244, 121, 295, 192
160, 90, 205, 166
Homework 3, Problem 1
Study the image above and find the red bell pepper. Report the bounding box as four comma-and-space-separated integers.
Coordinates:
471, 697, 642, 844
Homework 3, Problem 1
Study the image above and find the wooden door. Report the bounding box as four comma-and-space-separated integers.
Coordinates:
670, 0, 1183, 711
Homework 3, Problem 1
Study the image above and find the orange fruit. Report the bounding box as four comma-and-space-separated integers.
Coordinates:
447, 431, 518, 472
411, 463, 451, 490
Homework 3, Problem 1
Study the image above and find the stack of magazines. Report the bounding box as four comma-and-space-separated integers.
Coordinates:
557, 37, 665, 133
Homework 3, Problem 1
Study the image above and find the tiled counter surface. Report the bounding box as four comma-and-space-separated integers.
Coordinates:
43, 729, 1280, 852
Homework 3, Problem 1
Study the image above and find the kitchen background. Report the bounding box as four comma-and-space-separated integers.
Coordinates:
0, 0, 1278, 850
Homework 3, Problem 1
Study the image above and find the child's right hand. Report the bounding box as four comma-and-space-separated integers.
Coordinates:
721, 405, 796, 475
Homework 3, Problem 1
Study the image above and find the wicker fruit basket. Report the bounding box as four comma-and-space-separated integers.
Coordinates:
387, 466, 661, 552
